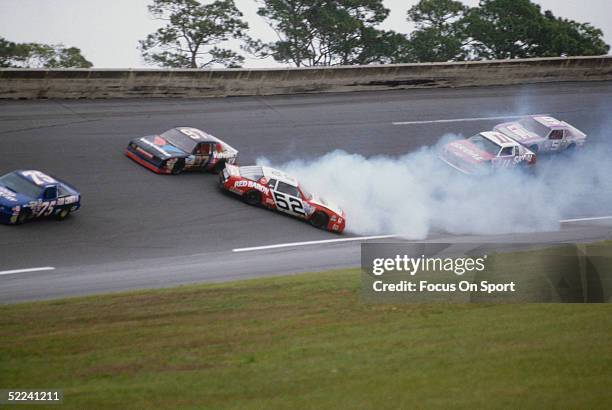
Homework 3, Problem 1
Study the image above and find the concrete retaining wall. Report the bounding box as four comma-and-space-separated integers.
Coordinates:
1, 56, 611, 99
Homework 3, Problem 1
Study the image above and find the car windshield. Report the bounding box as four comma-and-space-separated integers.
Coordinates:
518, 118, 549, 137
468, 135, 501, 156
0, 172, 42, 198
161, 129, 198, 153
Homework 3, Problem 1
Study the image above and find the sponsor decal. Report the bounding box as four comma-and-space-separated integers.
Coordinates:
217, 151, 235, 159
234, 180, 269, 194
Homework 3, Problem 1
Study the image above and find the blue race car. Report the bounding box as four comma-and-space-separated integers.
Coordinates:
0, 170, 81, 225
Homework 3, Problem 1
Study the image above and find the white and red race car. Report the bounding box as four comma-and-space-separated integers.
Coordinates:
494, 115, 586, 154
439, 131, 537, 175
219, 164, 346, 233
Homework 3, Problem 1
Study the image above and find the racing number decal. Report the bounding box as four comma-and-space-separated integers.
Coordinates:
36, 201, 57, 217
273, 192, 305, 216
21, 171, 56, 185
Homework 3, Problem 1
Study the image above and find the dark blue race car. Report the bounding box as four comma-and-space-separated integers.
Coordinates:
125, 127, 239, 174
0, 170, 81, 225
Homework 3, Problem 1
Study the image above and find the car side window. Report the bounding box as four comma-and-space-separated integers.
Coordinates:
267, 179, 277, 189
276, 181, 300, 197
194, 143, 211, 155
58, 185, 70, 197
43, 186, 57, 200
548, 130, 564, 140
499, 147, 514, 156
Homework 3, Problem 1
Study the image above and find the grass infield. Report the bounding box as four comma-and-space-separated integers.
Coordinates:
1, 267, 611, 409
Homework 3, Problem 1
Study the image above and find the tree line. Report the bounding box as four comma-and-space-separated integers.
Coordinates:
2, 0, 609, 69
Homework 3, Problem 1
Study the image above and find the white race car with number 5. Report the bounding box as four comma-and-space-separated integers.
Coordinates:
219, 164, 346, 233
494, 115, 586, 154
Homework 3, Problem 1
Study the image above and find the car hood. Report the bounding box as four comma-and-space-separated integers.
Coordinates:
443, 140, 494, 164
495, 122, 541, 144
0, 185, 32, 207
132, 135, 189, 159
309, 194, 343, 216
439, 140, 493, 175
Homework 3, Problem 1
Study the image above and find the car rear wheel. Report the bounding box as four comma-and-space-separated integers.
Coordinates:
244, 190, 261, 206
15, 210, 28, 225
56, 208, 71, 221
170, 159, 185, 175
310, 211, 329, 230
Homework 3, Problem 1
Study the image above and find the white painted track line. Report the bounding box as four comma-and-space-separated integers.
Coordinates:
232, 234, 398, 253
0, 266, 55, 276
560, 216, 612, 223
392, 114, 531, 126
234, 215, 612, 253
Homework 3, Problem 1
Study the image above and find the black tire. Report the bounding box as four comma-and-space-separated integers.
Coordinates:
529, 145, 539, 153
213, 160, 226, 174
310, 211, 329, 230
244, 190, 261, 206
170, 158, 185, 175
56, 208, 71, 221
14, 210, 29, 225
565, 144, 576, 153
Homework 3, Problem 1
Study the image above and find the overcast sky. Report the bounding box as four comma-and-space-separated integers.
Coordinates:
0, 0, 610, 68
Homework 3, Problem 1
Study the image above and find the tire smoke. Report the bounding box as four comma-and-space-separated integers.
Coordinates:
257, 136, 612, 237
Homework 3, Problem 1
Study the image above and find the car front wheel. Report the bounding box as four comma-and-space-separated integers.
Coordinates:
56, 208, 71, 221
15, 210, 29, 225
310, 211, 329, 230
244, 190, 261, 206
170, 159, 185, 175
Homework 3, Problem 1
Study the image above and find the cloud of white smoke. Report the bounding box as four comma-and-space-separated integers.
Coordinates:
257, 135, 612, 238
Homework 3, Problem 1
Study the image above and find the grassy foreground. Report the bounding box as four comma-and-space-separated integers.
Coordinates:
1, 269, 611, 409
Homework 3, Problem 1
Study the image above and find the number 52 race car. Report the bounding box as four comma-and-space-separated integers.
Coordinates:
0, 170, 81, 225
125, 127, 238, 174
219, 164, 346, 233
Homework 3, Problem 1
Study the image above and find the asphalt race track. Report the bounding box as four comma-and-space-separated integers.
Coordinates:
1, 82, 611, 302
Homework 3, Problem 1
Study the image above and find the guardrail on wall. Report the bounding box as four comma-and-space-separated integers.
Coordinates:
1, 56, 611, 99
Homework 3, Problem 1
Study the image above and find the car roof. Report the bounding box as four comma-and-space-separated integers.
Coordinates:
15, 170, 59, 187
262, 166, 298, 186
480, 131, 517, 148
175, 127, 222, 143
532, 115, 564, 129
